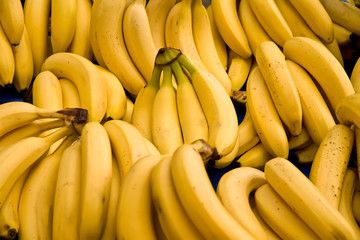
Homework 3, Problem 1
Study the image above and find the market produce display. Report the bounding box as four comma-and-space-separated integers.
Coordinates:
0, 0, 360, 239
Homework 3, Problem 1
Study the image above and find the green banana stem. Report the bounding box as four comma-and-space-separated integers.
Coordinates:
161, 65, 173, 88
177, 54, 197, 75
170, 60, 188, 86
155, 47, 182, 66
147, 64, 162, 90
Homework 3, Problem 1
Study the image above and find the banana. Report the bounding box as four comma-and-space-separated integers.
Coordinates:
41, 52, 107, 122
0, 0, 24, 45
32, 70, 63, 111
255, 40, 302, 136
211, 0, 252, 58
151, 65, 183, 154
264, 157, 358, 240
170, 142, 256, 239
286, 59, 336, 146
68, 0, 93, 60
131, 65, 161, 142
121, 96, 134, 123
150, 155, 205, 240
191, 0, 232, 95
59, 78, 81, 109
171, 60, 208, 144
288, 127, 312, 150
248, 0, 292, 47
0, 23, 15, 87
116, 154, 164, 240
293, 142, 319, 165
334, 22, 354, 47
309, 124, 354, 209
206, 4, 228, 70
283, 36, 355, 114
216, 167, 268, 240
12, 26, 34, 94
246, 66, 289, 158
96, 65, 127, 120
320, 0, 360, 36
50, 0, 77, 53
52, 138, 82, 240
227, 49, 253, 92
177, 52, 238, 157
145, 0, 177, 50
18, 135, 76, 240
91, 0, 146, 96
336, 93, 360, 129
236, 143, 273, 170
103, 119, 151, 180
351, 56, 360, 92
254, 183, 320, 239
238, 0, 272, 54
123, 0, 157, 83
23, 0, 50, 76
79, 121, 112, 240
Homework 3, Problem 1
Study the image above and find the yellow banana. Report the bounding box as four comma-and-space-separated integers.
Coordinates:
334, 22, 353, 47
0, 0, 24, 45
227, 49, 253, 92
288, 127, 312, 150
58, 78, 81, 109
236, 143, 273, 170
0, 23, 15, 87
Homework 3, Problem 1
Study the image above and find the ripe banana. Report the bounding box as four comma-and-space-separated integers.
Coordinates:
254, 183, 320, 239
59, 78, 81, 109
170, 143, 256, 239
336, 93, 360, 129
264, 157, 358, 239
41, 52, 107, 122
227, 49, 253, 92
246, 66, 289, 158
0, 23, 15, 87
236, 143, 273, 170
288, 127, 312, 150
116, 154, 163, 240
0, 0, 24, 45
216, 167, 267, 240
79, 121, 112, 240
283, 36, 355, 114
294, 142, 319, 165
211, 0, 252, 58
351, 56, 360, 92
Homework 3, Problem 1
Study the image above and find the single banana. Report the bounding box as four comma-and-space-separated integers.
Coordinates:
255, 40, 302, 136
238, 0, 272, 54
79, 121, 112, 240
0, 0, 24, 45
293, 142, 319, 165
246, 66, 289, 158
264, 157, 358, 240
0, 23, 15, 87
283, 36, 355, 114
216, 167, 268, 240
309, 124, 354, 209
23, 0, 50, 76
103, 119, 151, 180
116, 154, 164, 240
121, 96, 134, 123
68, 0, 93, 60
171, 60, 208, 144
150, 155, 205, 240
41, 52, 107, 122
18, 135, 76, 240
12, 26, 34, 94
58, 78, 81, 109
177, 52, 238, 157
211, 0, 252, 58
50, 0, 77, 53
227, 49, 253, 92
248, 0, 292, 47
191, 0, 232, 95
52, 138, 82, 240
334, 22, 354, 47
351, 56, 360, 92
170, 143, 256, 239
336, 93, 360, 130
91, 0, 146, 96
236, 143, 273, 170
288, 127, 312, 150
151, 65, 183, 154
254, 183, 320, 239
32, 70, 63, 111
286, 59, 336, 146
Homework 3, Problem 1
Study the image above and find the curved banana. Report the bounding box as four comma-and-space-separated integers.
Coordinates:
248, 0, 292, 47
0, 0, 24, 45
264, 157, 358, 240
227, 49, 253, 92
254, 183, 320, 239
59, 78, 81, 109
255, 40, 302, 136
351, 56, 360, 92
41, 52, 107, 122
79, 121, 112, 240
91, 0, 146, 96
103, 119, 151, 180
0, 24, 15, 87
18, 135, 76, 240
216, 167, 267, 240
246, 66, 289, 158
192, 0, 232, 95
335, 93, 360, 129
211, 0, 252, 58
150, 155, 205, 240
50, 0, 77, 53
116, 154, 164, 240
288, 127, 312, 150
293, 142, 318, 165
89, 0, 106, 67
283, 36, 355, 114
286, 59, 336, 146
52, 138, 82, 240
236, 143, 273, 170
